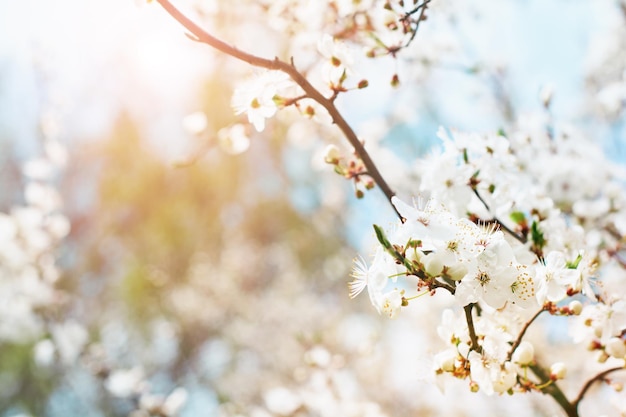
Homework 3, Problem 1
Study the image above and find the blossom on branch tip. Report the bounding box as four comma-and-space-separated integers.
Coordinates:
317, 34, 354, 87
232, 71, 294, 132
550, 362, 567, 380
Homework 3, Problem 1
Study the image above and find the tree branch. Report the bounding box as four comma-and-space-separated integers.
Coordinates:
573, 366, 625, 410
472, 188, 526, 244
155, 0, 402, 220
528, 363, 578, 417
507, 307, 545, 361
464, 304, 481, 353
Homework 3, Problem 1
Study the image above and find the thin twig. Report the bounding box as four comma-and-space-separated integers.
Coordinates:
573, 366, 625, 410
404, 1, 429, 47
155, 0, 402, 220
472, 188, 527, 244
402, 0, 433, 19
506, 307, 545, 361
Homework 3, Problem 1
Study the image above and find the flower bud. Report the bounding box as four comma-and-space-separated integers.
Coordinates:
423, 253, 444, 277
457, 342, 470, 358
405, 248, 423, 263
357, 79, 369, 89
324, 145, 341, 164
568, 300, 583, 315
434, 349, 457, 373
594, 325, 603, 338
512, 341, 534, 365
391, 74, 400, 88
550, 362, 567, 380
446, 263, 468, 281
605, 337, 626, 359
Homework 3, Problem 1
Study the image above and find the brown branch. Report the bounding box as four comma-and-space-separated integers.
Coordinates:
464, 304, 482, 353
472, 188, 527, 244
431, 278, 455, 293
507, 307, 545, 361
404, 0, 429, 47
573, 366, 625, 410
402, 0, 433, 19
155, 0, 401, 220
528, 363, 578, 417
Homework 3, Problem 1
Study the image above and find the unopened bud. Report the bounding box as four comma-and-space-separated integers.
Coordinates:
594, 326, 603, 338
588, 340, 602, 351
355, 189, 364, 199
357, 79, 369, 89
304, 105, 315, 117
469, 381, 480, 392
512, 341, 534, 365
446, 263, 468, 281
391, 74, 400, 88
568, 300, 583, 315
404, 248, 424, 263
324, 145, 341, 164
605, 337, 626, 359
437, 351, 456, 373
273, 95, 287, 106
550, 362, 567, 380
423, 253, 444, 277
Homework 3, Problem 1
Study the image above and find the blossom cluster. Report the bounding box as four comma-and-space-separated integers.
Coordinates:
349, 124, 626, 396
0, 138, 70, 345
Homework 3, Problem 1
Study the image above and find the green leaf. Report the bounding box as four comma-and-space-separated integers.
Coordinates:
566, 254, 583, 269
373, 224, 392, 250
531, 221, 545, 249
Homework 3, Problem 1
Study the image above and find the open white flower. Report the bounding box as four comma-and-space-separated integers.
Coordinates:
348, 254, 388, 306
232, 71, 292, 132
379, 289, 403, 319
535, 251, 577, 304
317, 34, 354, 87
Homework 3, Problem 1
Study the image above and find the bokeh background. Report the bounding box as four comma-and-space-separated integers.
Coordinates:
0, 0, 625, 416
